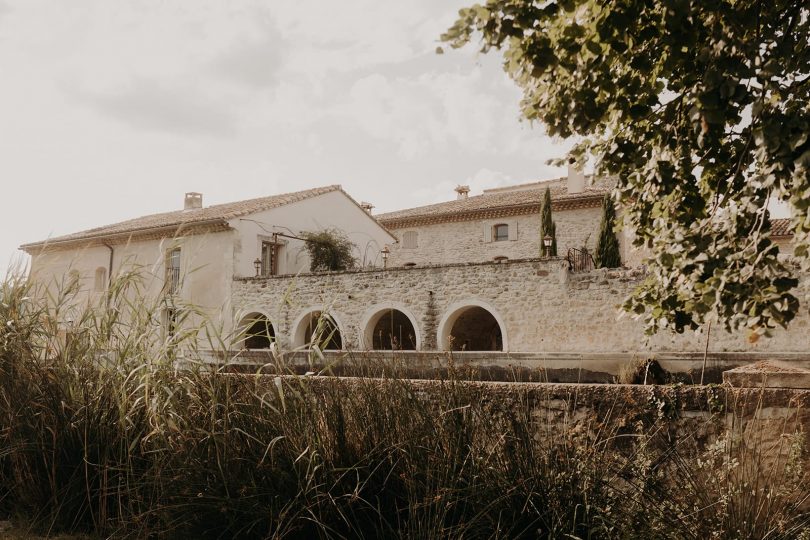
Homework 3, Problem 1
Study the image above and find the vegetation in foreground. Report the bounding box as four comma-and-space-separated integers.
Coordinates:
0, 272, 808, 539
443, 1, 810, 339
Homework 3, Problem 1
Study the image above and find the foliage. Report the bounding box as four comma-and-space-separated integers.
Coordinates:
596, 194, 622, 268
1, 273, 808, 538
300, 228, 357, 272
539, 187, 557, 256
442, 0, 810, 338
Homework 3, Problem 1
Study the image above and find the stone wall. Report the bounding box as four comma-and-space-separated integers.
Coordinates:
230, 258, 810, 359
385, 207, 605, 267
257, 376, 810, 501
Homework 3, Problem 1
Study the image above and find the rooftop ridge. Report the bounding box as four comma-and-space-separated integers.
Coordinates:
481, 176, 568, 195
20, 184, 343, 250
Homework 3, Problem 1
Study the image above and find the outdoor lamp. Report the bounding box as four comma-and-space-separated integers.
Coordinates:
381, 246, 390, 268
543, 235, 552, 257
253, 258, 262, 277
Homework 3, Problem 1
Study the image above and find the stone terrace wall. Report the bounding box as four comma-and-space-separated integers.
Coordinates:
231, 259, 810, 356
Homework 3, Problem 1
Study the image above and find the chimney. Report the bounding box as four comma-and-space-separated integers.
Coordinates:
454, 185, 470, 200
360, 201, 374, 214
184, 192, 203, 210
567, 163, 586, 194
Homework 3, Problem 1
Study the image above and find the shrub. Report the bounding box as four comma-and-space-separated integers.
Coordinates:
617, 358, 670, 385
300, 229, 357, 272
595, 194, 622, 268
539, 187, 557, 257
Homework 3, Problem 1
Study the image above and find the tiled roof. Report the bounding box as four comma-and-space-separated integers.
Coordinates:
21, 185, 342, 250
771, 218, 792, 237
377, 178, 607, 227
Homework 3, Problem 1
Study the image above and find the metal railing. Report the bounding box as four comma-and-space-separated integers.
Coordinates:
566, 247, 596, 273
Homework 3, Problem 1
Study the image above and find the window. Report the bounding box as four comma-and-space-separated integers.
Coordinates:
493, 256, 509, 263
165, 307, 178, 339
94, 267, 107, 292
403, 262, 417, 268
402, 231, 418, 249
166, 248, 181, 295
261, 241, 280, 276
493, 224, 509, 242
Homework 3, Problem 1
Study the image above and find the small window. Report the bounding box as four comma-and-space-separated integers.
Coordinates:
402, 231, 418, 249
166, 248, 181, 295
94, 267, 107, 292
493, 256, 509, 263
403, 262, 417, 268
493, 224, 509, 242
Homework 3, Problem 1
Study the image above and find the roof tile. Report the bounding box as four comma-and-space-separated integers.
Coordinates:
376, 178, 607, 225
22, 185, 341, 248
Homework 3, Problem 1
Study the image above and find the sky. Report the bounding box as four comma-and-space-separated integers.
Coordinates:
0, 0, 572, 274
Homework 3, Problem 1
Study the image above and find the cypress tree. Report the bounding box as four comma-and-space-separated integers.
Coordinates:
595, 194, 622, 268
539, 187, 557, 256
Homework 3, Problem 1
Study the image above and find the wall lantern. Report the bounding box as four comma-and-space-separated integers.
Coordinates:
543, 235, 553, 257
253, 258, 262, 277
381, 246, 390, 268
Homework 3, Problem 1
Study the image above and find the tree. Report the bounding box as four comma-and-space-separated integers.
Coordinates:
300, 229, 357, 272
539, 187, 557, 256
595, 194, 622, 268
442, 1, 809, 339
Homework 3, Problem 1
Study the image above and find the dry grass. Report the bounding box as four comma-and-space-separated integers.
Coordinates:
0, 270, 808, 539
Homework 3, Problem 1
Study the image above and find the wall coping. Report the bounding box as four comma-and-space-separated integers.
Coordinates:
234, 256, 612, 282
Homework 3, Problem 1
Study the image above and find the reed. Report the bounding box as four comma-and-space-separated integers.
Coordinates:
0, 271, 807, 538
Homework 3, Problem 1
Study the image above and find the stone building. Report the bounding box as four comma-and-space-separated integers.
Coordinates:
20, 174, 805, 375
20, 186, 395, 340
376, 168, 618, 267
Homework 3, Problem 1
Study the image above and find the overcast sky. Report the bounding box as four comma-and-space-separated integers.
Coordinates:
0, 0, 571, 274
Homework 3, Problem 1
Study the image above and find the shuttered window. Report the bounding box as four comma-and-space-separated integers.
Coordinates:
402, 231, 418, 249
493, 224, 509, 241
484, 221, 518, 242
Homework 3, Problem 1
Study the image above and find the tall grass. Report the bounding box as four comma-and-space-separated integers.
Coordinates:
0, 271, 808, 538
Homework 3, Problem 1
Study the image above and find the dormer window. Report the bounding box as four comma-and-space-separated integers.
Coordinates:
493, 224, 509, 242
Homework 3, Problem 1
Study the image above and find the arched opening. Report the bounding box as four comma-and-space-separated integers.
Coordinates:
439, 303, 506, 352
238, 313, 276, 350
295, 311, 343, 350
365, 308, 418, 350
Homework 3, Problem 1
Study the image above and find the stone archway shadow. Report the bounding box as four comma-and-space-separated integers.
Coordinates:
437, 299, 508, 352
359, 303, 421, 351
290, 306, 347, 351
234, 309, 278, 350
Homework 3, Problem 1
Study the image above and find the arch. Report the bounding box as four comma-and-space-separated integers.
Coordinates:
360, 303, 420, 351
291, 308, 346, 350
235, 310, 277, 350
437, 299, 508, 352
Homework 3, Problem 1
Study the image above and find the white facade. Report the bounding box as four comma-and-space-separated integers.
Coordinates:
23, 187, 395, 339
